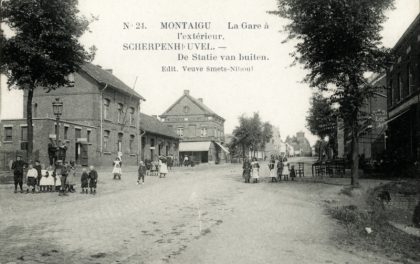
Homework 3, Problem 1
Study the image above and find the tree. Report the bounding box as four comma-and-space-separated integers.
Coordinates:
230, 113, 273, 160
1, 0, 95, 161
272, 0, 394, 186
306, 93, 337, 158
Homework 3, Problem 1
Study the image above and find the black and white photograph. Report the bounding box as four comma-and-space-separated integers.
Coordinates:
0, 0, 420, 263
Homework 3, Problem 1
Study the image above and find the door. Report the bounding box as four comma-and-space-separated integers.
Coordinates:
80, 143, 89, 166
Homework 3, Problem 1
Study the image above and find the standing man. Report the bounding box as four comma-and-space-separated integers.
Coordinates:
57, 141, 68, 163
11, 155, 26, 193
48, 139, 57, 166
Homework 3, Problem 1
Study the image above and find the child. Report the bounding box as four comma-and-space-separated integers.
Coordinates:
54, 164, 62, 192
282, 160, 290, 181
80, 168, 89, 194
290, 165, 296, 181
112, 157, 122, 180
26, 164, 38, 193
88, 165, 98, 194
251, 158, 260, 183
34, 160, 42, 191
277, 159, 284, 182
159, 157, 168, 178
66, 161, 77, 193
150, 160, 158, 176
137, 161, 146, 184
46, 165, 55, 192
39, 165, 48, 192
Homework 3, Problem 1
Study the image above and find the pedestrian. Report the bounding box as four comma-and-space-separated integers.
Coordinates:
251, 157, 260, 183
242, 158, 251, 183
145, 159, 152, 176
66, 161, 77, 193
48, 140, 57, 166
34, 160, 42, 191
46, 165, 55, 192
112, 157, 122, 180
151, 160, 158, 176
26, 164, 38, 193
39, 165, 49, 192
268, 156, 276, 182
282, 158, 290, 181
290, 165, 296, 181
80, 168, 89, 194
54, 162, 62, 193
159, 156, 168, 178
137, 161, 146, 184
57, 141, 68, 163
88, 165, 98, 194
11, 155, 26, 193
277, 158, 284, 181
183, 155, 189, 167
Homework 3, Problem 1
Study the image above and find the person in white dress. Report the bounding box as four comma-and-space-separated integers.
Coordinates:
112, 157, 122, 180
46, 166, 55, 192
251, 157, 260, 183
159, 157, 168, 178
282, 158, 290, 181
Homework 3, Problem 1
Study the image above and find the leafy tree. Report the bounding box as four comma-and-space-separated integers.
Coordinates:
1, 0, 95, 161
272, 0, 394, 186
230, 113, 273, 160
306, 93, 337, 158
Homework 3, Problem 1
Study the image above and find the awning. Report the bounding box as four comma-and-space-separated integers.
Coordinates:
215, 142, 230, 154
383, 108, 411, 125
179, 141, 211, 152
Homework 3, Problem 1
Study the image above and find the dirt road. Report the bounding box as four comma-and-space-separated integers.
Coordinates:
0, 162, 396, 264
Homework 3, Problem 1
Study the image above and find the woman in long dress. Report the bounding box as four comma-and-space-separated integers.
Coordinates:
66, 161, 77, 192
251, 157, 260, 183
159, 157, 168, 178
112, 157, 122, 180
282, 158, 290, 181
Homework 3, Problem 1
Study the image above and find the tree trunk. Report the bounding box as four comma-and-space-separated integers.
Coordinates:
26, 87, 34, 162
350, 115, 360, 187
242, 143, 245, 162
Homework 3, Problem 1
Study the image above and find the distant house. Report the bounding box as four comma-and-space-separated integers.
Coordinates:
1, 63, 146, 166
285, 132, 312, 157
160, 90, 229, 164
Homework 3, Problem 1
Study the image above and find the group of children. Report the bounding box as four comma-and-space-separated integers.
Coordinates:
22, 160, 98, 195
242, 156, 297, 183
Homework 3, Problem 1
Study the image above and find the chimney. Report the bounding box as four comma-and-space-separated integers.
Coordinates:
198, 98, 203, 103
104, 69, 113, 74
184, 90, 190, 95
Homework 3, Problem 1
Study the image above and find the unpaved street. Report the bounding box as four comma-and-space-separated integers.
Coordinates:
0, 162, 395, 264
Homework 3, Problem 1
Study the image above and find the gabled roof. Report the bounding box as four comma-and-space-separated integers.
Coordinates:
80, 63, 145, 100
161, 92, 225, 121
140, 113, 179, 139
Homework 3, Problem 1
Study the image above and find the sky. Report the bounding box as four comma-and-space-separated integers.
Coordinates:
0, 0, 419, 146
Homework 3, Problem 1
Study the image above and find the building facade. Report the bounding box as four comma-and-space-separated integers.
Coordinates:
1, 63, 146, 166
386, 14, 420, 165
160, 90, 229, 164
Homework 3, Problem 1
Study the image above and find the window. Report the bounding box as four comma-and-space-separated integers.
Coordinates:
65, 73, 75, 86
117, 103, 124, 123
388, 80, 393, 106
129, 135, 135, 154
200, 127, 207, 137
408, 64, 413, 95
150, 138, 155, 147
183, 106, 190, 113
398, 73, 403, 101
129, 107, 135, 126
117, 132, 123, 152
177, 127, 184, 137
87, 130, 91, 143
64, 126, 69, 140
103, 130, 110, 151
104, 99, 110, 120
21, 126, 28, 142
4, 127, 12, 141
75, 128, 82, 139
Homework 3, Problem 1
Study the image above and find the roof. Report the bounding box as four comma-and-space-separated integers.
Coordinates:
161, 93, 225, 121
179, 141, 212, 152
80, 63, 145, 100
393, 13, 420, 52
140, 113, 179, 139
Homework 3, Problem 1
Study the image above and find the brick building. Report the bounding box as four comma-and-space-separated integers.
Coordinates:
1, 63, 152, 167
140, 113, 179, 162
386, 14, 420, 165
160, 90, 229, 164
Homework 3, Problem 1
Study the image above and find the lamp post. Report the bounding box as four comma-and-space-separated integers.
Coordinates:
52, 98, 63, 148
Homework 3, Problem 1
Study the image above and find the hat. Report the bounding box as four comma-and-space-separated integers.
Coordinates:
57, 160, 63, 163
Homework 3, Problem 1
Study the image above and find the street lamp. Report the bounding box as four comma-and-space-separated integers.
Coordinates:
52, 98, 63, 147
